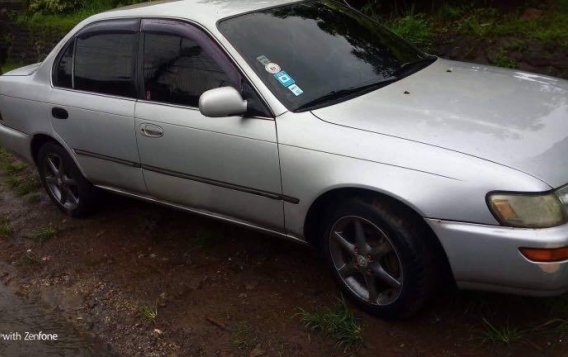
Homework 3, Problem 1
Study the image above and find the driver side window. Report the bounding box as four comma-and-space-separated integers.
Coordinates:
143, 32, 234, 107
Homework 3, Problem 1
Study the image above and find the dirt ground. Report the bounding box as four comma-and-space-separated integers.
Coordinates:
2, 154, 568, 356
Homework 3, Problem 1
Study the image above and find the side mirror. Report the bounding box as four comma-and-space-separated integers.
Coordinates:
199, 87, 247, 118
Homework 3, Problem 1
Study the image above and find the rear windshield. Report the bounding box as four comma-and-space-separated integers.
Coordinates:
218, 0, 434, 112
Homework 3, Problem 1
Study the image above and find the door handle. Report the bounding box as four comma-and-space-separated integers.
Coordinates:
140, 124, 164, 138
52, 107, 69, 120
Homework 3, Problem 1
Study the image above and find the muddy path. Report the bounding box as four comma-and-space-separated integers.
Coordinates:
0, 274, 105, 356
1, 154, 568, 356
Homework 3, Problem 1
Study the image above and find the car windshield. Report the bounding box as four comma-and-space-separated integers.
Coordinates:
218, 0, 435, 112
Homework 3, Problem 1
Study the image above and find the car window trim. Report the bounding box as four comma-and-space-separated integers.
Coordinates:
51, 19, 141, 100
50, 16, 275, 118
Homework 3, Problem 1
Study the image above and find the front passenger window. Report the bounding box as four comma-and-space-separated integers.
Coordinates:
143, 33, 235, 107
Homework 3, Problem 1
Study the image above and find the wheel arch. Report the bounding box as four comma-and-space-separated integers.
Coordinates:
30, 133, 88, 179
303, 186, 455, 282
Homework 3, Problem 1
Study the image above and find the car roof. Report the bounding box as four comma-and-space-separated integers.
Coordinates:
91, 0, 304, 29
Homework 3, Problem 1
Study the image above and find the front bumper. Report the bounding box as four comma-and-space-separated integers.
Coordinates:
427, 219, 568, 296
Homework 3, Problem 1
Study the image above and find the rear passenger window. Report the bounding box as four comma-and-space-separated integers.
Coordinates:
143, 33, 234, 107
54, 41, 74, 88
74, 33, 137, 98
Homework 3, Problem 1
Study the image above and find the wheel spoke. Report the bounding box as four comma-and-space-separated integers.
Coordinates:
63, 176, 77, 187
332, 231, 356, 256
371, 263, 401, 288
59, 186, 69, 204
338, 263, 357, 278
62, 186, 78, 205
47, 157, 59, 176
45, 176, 58, 186
369, 240, 393, 258
353, 220, 368, 254
364, 274, 379, 303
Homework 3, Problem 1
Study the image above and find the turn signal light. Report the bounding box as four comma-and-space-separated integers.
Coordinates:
520, 247, 568, 262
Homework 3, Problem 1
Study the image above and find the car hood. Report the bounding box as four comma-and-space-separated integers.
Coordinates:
312, 58, 568, 188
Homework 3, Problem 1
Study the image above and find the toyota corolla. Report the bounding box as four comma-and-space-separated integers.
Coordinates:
1, 0, 568, 319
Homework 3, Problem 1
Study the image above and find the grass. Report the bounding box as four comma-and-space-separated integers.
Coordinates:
493, 49, 517, 68
385, 13, 434, 50
0, 216, 13, 239
232, 321, 260, 352
297, 298, 363, 351
0, 147, 41, 197
481, 318, 526, 345
6, 175, 41, 197
139, 303, 158, 323
29, 226, 57, 243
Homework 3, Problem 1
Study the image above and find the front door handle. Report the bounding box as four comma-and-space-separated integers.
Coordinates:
52, 107, 69, 120
140, 124, 164, 138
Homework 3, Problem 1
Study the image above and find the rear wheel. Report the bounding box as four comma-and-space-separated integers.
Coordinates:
37, 142, 99, 217
321, 198, 436, 319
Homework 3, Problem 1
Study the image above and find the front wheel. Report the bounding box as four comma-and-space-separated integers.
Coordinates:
321, 198, 436, 319
37, 142, 99, 217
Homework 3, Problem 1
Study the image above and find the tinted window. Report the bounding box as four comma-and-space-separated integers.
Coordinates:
143, 33, 236, 107
74, 33, 137, 98
219, 0, 434, 111
54, 41, 74, 88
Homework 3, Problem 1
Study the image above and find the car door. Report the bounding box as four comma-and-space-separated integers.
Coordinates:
135, 19, 285, 231
49, 19, 146, 193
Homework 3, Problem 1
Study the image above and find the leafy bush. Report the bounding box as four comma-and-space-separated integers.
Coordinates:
27, 0, 148, 15
28, 0, 84, 15
384, 13, 434, 49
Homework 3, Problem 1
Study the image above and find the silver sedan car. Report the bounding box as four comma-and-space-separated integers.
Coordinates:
1, 0, 568, 319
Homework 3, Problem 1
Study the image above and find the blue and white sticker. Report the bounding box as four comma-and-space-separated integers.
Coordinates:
274, 71, 296, 87
256, 55, 271, 66
288, 84, 304, 96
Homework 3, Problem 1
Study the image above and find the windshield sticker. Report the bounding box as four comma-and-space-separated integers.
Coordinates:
265, 63, 282, 74
274, 71, 296, 87
256, 55, 271, 66
288, 84, 304, 96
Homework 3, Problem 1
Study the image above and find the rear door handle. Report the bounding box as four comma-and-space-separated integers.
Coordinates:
52, 107, 69, 120
140, 124, 164, 138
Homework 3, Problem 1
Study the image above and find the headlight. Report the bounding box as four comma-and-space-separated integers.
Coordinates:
488, 192, 566, 228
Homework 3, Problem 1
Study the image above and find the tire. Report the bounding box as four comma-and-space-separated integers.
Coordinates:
320, 197, 436, 320
37, 142, 99, 218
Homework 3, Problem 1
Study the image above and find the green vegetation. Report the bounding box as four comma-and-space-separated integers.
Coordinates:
372, 1, 568, 70
384, 13, 434, 50
481, 318, 525, 345
1, 63, 24, 74
493, 49, 517, 69
297, 298, 363, 351
232, 321, 261, 352
0, 148, 41, 197
6, 175, 41, 197
29, 226, 58, 243
18, 0, 152, 31
0, 216, 13, 239
139, 303, 158, 323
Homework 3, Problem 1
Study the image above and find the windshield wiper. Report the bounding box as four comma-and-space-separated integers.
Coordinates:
394, 56, 437, 78
295, 76, 398, 112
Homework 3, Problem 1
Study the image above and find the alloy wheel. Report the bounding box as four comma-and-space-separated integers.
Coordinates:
329, 216, 403, 306
43, 153, 80, 211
